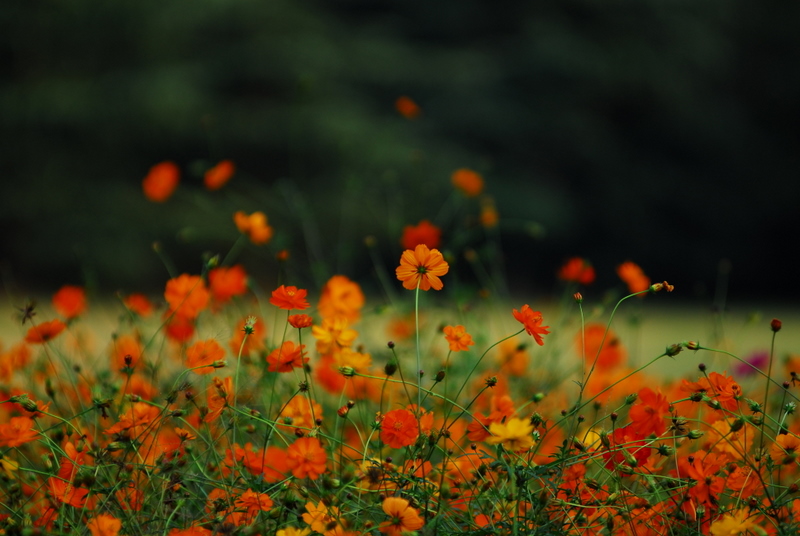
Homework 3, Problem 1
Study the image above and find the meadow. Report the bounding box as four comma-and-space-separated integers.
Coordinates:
1, 159, 797, 536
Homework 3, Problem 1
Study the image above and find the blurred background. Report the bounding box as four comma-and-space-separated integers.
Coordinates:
2, 0, 798, 304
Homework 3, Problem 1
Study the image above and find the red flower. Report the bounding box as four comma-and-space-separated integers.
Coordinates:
204, 160, 235, 191
52, 285, 87, 319
269, 285, 310, 310
512, 305, 550, 346
289, 314, 313, 329
142, 161, 179, 202
603, 425, 651, 472
401, 220, 441, 250
266, 341, 308, 373
380, 409, 419, 448
25, 319, 66, 344
628, 387, 669, 436
208, 265, 248, 303
558, 257, 595, 285
395, 96, 421, 119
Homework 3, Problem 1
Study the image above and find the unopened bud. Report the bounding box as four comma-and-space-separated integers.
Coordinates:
573, 292, 583, 303
687, 429, 704, 440
771, 318, 782, 332
665, 344, 683, 357
384, 362, 397, 376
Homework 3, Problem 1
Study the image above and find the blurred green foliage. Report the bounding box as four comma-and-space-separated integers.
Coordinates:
1, 0, 798, 300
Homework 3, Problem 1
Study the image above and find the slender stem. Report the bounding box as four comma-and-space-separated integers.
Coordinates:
415, 281, 421, 411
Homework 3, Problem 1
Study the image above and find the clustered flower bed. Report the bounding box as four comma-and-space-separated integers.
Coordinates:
0, 162, 796, 536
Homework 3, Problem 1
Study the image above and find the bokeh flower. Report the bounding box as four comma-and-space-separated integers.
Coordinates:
401, 219, 441, 250
204, 160, 234, 190
443, 325, 475, 352
142, 161, 179, 202
451, 168, 484, 197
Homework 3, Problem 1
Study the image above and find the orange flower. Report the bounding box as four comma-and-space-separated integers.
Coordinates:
681, 372, 742, 412
443, 325, 475, 352
0, 343, 31, 382
480, 196, 499, 228
395, 244, 449, 291
86, 514, 121, 536
401, 220, 441, 250
234, 211, 273, 245
168, 527, 213, 536
123, 293, 154, 316
580, 324, 627, 370
142, 161, 179, 202
512, 305, 550, 346
0, 416, 39, 447
395, 96, 421, 119
270, 285, 310, 310
302, 501, 340, 533
289, 314, 313, 329
494, 340, 529, 377
186, 339, 225, 375
771, 433, 800, 464
110, 334, 143, 370
278, 396, 322, 433
204, 160, 235, 190
229, 315, 266, 356
379, 497, 424, 536
266, 341, 308, 372
617, 261, 651, 295
165, 274, 210, 319
628, 387, 669, 436
24, 319, 66, 344
312, 316, 358, 354
234, 489, 273, 522
451, 168, 483, 197
380, 409, 419, 448
205, 377, 233, 423
558, 257, 595, 285
52, 285, 86, 319
208, 265, 248, 303
48, 476, 91, 508
286, 436, 328, 480
317, 275, 365, 322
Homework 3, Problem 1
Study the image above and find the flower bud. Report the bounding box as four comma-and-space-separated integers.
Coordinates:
771, 318, 782, 332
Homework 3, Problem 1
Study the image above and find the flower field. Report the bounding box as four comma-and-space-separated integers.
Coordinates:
1, 165, 798, 536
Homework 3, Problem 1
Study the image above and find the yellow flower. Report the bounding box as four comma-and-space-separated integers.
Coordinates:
709, 510, 757, 536
486, 417, 534, 452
